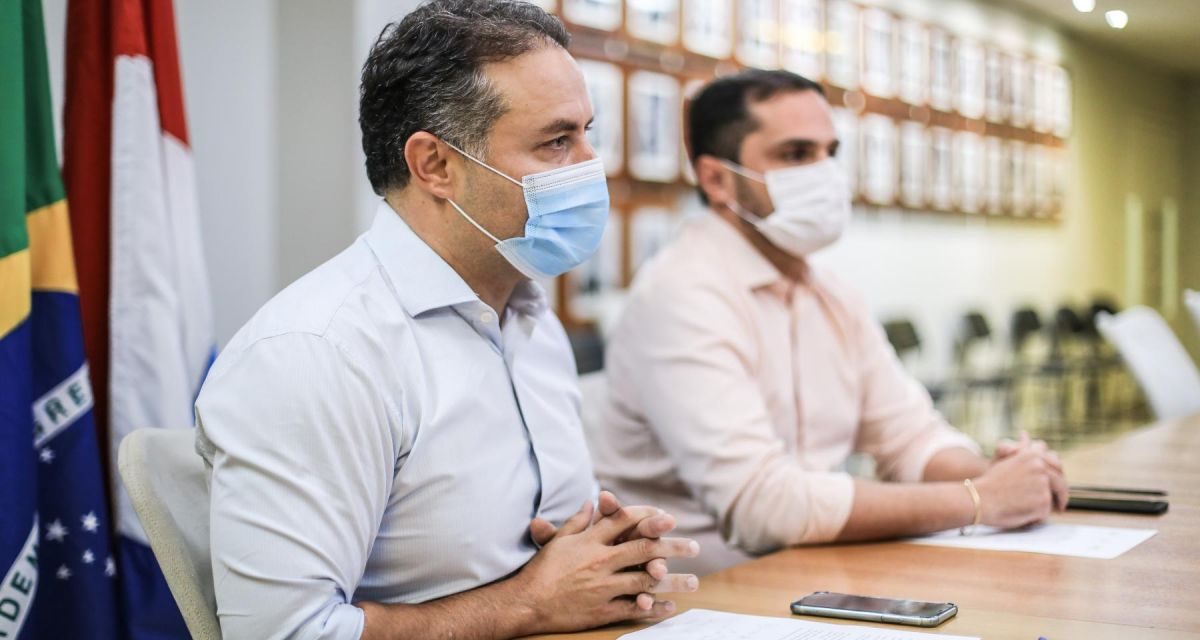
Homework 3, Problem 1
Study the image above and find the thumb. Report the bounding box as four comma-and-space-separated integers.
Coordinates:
530, 517, 557, 547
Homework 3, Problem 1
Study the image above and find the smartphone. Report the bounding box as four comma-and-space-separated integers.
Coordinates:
1067, 496, 1169, 514
791, 591, 957, 627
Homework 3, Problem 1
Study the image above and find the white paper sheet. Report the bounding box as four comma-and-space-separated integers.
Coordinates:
618, 609, 978, 640
904, 522, 1156, 559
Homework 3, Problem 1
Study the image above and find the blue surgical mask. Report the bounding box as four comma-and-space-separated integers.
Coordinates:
444, 142, 609, 280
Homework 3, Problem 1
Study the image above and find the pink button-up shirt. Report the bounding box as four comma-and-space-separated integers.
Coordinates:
595, 213, 978, 575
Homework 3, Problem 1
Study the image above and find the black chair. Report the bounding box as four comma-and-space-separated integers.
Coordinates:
883, 318, 944, 402
950, 311, 1012, 440
567, 325, 605, 375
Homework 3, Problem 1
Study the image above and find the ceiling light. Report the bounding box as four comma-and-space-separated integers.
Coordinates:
1105, 10, 1129, 29
1072, 0, 1095, 13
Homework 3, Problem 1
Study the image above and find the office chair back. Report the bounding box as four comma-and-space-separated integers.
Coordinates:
1097, 307, 1200, 420
118, 428, 220, 639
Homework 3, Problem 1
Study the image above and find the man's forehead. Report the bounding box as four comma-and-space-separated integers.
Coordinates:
484, 46, 591, 129
747, 90, 836, 145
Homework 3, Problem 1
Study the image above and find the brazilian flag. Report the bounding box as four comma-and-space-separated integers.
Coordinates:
0, 0, 121, 637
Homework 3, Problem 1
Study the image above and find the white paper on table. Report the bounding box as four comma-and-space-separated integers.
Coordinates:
904, 523, 1156, 559
618, 609, 978, 640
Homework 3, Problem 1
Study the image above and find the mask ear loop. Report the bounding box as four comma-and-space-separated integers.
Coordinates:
716, 158, 769, 225
442, 139, 523, 187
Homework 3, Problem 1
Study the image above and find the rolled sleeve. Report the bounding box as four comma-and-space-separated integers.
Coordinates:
195, 333, 398, 639
623, 283, 857, 554
854, 311, 980, 484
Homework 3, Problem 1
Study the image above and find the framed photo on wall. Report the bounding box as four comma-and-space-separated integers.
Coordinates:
956, 38, 985, 119
628, 71, 681, 183
898, 19, 928, 106
570, 209, 624, 312
1008, 54, 1030, 127
929, 28, 954, 111
737, 0, 779, 69
954, 131, 983, 213
861, 114, 897, 205
1006, 139, 1029, 215
683, 0, 733, 59
985, 47, 1008, 123
830, 107, 860, 198
984, 135, 1004, 214
627, 0, 680, 45
929, 126, 954, 211
781, 0, 824, 81
899, 121, 928, 209
563, 0, 622, 31
630, 207, 680, 270
1052, 65, 1072, 138
861, 8, 896, 99
578, 59, 625, 176
1032, 61, 1054, 133
825, 0, 860, 90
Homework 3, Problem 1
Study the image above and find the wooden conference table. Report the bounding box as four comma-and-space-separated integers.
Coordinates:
530, 414, 1200, 639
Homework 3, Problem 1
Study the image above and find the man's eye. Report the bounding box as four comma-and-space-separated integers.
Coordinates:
547, 136, 570, 149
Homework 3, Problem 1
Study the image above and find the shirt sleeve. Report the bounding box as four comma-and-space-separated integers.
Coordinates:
194, 333, 399, 640
616, 281, 855, 555
851, 300, 980, 483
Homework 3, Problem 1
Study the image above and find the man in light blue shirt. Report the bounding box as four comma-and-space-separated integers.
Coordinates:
193, 1, 699, 637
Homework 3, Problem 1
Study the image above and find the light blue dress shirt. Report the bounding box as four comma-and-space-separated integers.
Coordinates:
194, 202, 597, 639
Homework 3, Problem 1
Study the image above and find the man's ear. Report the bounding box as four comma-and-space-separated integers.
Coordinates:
695, 154, 733, 208
404, 132, 458, 200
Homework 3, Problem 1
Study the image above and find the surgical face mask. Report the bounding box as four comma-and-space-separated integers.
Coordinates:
720, 157, 852, 257
444, 142, 609, 280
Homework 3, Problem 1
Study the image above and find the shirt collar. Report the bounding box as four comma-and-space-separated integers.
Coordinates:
365, 201, 480, 317
365, 200, 550, 318
693, 212, 791, 292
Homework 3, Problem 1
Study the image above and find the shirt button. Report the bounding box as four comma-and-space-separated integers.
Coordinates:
480, 311, 495, 324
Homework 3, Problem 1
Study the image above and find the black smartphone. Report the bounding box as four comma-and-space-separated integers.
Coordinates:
1067, 496, 1169, 514
791, 591, 957, 627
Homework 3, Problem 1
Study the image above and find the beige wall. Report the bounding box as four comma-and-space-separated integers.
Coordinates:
1179, 81, 1200, 359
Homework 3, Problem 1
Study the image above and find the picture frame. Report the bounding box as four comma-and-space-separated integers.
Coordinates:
861, 8, 896, 99
984, 47, 1008, 123
1032, 61, 1054, 134
954, 130, 983, 213
899, 121, 928, 209
627, 0, 680, 45
571, 209, 625, 315
630, 206, 680, 270
825, 0, 860, 90
830, 107, 860, 198
683, 0, 733, 59
929, 27, 954, 112
628, 70, 682, 183
1008, 54, 1030, 128
1052, 65, 1072, 138
563, 0, 622, 31
736, 0, 779, 69
984, 135, 1005, 215
929, 126, 954, 211
577, 59, 625, 176
781, 0, 824, 81
898, 19, 929, 106
955, 38, 985, 119
861, 114, 898, 205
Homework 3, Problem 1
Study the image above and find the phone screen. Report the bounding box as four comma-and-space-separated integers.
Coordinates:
800, 592, 949, 618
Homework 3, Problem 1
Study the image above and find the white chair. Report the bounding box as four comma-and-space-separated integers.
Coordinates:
118, 428, 220, 639
1096, 306, 1200, 420
1186, 290, 1200, 337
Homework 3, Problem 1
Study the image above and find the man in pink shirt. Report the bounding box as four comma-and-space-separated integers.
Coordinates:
595, 70, 1068, 575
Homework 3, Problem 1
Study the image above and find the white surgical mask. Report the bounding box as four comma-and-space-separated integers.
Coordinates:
720, 157, 852, 257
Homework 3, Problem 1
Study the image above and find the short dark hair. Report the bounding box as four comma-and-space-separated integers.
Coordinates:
687, 69, 825, 204
359, 0, 570, 195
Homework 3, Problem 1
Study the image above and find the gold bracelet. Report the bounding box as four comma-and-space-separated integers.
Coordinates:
959, 478, 982, 536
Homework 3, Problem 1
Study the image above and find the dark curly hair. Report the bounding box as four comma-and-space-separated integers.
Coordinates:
359, 0, 570, 195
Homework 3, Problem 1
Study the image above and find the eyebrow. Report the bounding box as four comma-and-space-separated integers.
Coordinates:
539, 117, 594, 136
